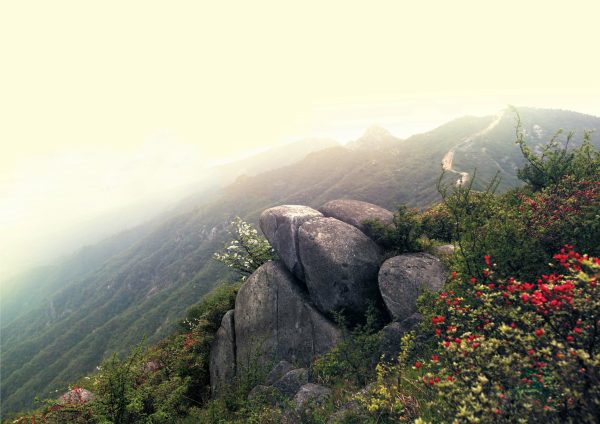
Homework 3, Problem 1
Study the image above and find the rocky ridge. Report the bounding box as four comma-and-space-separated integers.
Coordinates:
209, 199, 449, 408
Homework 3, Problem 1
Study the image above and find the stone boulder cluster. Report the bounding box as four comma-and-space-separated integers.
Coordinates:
209, 199, 449, 405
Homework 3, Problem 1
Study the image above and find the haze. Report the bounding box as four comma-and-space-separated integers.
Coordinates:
2, 1, 600, 281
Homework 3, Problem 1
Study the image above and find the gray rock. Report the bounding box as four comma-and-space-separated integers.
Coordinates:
58, 388, 94, 405
319, 199, 394, 239
260, 205, 323, 279
235, 261, 342, 375
433, 244, 455, 257
273, 368, 309, 397
379, 253, 447, 321
293, 383, 331, 410
378, 313, 422, 362
298, 217, 382, 315
209, 310, 236, 397
265, 360, 295, 385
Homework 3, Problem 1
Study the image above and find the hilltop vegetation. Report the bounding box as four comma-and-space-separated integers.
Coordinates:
2, 108, 599, 417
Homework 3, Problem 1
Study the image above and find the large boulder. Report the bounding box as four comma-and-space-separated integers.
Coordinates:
433, 244, 455, 257
298, 217, 382, 316
260, 205, 323, 280
235, 261, 341, 374
319, 199, 394, 239
209, 310, 236, 397
378, 253, 447, 321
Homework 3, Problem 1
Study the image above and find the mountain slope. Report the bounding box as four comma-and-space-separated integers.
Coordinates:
2, 108, 599, 414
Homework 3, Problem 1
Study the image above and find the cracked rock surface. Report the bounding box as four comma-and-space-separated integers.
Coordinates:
260, 205, 323, 280
234, 261, 341, 374
298, 217, 382, 315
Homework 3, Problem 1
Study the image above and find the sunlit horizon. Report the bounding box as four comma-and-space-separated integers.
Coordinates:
2, 0, 600, 282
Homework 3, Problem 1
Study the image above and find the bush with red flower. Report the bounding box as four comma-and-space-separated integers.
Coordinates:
415, 248, 600, 423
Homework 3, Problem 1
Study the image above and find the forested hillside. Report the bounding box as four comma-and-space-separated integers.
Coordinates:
2, 107, 599, 415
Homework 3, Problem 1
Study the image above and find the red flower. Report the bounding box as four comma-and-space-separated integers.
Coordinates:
451, 271, 457, 279
535, 328, 544, 337
414, 361, 422, 369
574, 327, 582, 334
432, 354, 439, 363
432, 316, 445, 325
521, 293, 529, 303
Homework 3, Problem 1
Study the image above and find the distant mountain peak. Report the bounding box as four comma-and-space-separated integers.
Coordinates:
347, 125, 400, 150
362, 125, 393, 139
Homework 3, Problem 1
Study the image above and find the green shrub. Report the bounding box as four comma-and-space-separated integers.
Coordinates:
364, 205, 423, 253
313, 305, 383, 389
419, 202, 454, 243
353, 333, 423, 423
514, 108, 599, 191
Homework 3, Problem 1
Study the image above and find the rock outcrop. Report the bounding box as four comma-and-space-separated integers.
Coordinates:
59, 388, 93, 405
265, 360, 295, 385
298, 217, 382, 315
209, 310, 236, 396
234, 261, 341, 374
209, 199, 449, 399
272, 368, 309, 397
378, 253, 447, 321
320, 199, 394, 238
293, 383, 331, 410
260, 205, 323, 280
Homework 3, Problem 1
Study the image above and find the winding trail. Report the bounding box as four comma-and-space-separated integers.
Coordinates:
441, 111, 505, 186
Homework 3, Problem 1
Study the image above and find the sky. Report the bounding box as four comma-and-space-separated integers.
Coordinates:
1, 0, 600, 280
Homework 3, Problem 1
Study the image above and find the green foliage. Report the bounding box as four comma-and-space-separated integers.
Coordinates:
364, 205, 422, 252
353, 333, 423, 422
213, 217, 276, 280
438, 170, 531, 278
91, 344, 146, 423
313, 305, 383, 389
514, 108, 599, 191
419, 202, 454, 243
10, 282, 241, 424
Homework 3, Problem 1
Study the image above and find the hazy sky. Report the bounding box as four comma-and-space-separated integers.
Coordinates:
2, 1, 600, 280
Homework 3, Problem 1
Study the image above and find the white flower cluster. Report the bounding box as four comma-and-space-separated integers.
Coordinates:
213, 217, 275, 280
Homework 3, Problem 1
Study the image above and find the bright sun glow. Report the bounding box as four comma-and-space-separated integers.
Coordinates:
1, 0, 600, 280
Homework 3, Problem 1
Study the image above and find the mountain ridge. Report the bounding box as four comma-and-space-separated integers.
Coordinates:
2, 107, 599, 414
